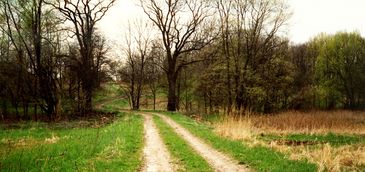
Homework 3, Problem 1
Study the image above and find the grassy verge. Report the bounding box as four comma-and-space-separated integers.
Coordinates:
0, 112, 143, 172
0, 84, 143, 172
163, 112, 317, 172
153, 115, 213, 172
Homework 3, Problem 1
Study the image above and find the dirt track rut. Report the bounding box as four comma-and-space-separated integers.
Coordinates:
141, 113, 175, 172
155, 113, 249, 172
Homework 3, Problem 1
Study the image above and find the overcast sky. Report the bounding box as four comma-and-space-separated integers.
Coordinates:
98, 0, 365, 45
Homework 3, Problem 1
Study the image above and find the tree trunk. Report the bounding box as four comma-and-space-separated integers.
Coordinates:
184, 69, 189, 112
177, 74, 181, 111
153, 93, 156, 110
167, 73, 178, 111
1, 99, 7, 119
34, 104, 37, 121
204, 93, 207, 114
225, 56, 232, 115
209, 92, 213, 114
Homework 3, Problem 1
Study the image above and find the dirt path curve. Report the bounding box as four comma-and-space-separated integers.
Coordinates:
155, 113, 249, 172
141, 113, 176, 172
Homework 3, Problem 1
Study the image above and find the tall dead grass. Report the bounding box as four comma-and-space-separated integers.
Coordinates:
269, 143, 365, 172
216, 110, 365, 135
213, 110, 365, 171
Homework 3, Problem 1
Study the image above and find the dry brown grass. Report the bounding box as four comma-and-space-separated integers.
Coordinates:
213, 110, 365, 171
269, 143, 365, 172
219, 110, 365, 135
1, 135, 61, 149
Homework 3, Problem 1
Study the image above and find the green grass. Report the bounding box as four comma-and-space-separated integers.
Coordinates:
259, 133, 365, 146
0, 112, 143, 172
1, 84, 143, 172
163, 112, 318, 172
153, 115, 213, 172
93, 83, 129, 111
101, 99, 129, 111
0, 83, 144, 171
93, 83, 123, 104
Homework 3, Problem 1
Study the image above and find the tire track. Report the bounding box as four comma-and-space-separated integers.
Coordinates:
141, 113, 176, 172
155, 113, 249, 172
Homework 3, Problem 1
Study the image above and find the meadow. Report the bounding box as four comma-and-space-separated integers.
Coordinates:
212, 110, 365, 171
1, 84, 365, 172
0, 85, 143, 171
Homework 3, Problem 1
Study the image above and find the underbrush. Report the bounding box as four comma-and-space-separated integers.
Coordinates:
0, 83, 124, 123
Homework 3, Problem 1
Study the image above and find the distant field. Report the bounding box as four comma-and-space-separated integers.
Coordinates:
213, 110, 365, 171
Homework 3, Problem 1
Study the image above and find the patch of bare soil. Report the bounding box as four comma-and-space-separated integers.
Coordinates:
156, 113, 249, 172
141, 113, 176, 172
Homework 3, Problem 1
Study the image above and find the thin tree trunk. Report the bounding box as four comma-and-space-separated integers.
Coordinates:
153, 93, 156, 110
34, 104, 38, 121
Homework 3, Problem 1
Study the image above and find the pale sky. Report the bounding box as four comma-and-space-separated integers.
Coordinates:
98, 0, 365, 46
288, 0, 365, 43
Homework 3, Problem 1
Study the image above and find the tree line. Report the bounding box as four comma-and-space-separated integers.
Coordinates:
0, 0, 115, 120
1, 0, 365, 121
118, 0, 365, 114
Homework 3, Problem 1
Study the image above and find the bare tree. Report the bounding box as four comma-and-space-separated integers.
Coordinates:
93, 33, 110, 88
0, 0, 64, 120
145, 41, 165, 110
48, 0, 115, 113
120, 21, 151, 110
140, 0, 215, 111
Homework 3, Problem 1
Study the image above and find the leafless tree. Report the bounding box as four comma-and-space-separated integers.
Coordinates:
48, 0, 115, 113
144, 40, 165, 110
0, 0, 64, 120
93, 33, 110, 88
120, 21, 151, 110
140, 0, 216, 111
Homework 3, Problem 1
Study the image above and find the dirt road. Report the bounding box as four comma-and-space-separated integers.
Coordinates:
155, 113, 249, 172
141, 113, 176, 172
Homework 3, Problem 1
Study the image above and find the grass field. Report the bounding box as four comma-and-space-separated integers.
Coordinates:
93, 83, 122, 104
0, 85, 144, 172
0, 112, 144, 171
2, 83, 364, 172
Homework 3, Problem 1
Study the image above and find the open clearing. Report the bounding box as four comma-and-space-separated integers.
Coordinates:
2, 90, 364, 172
